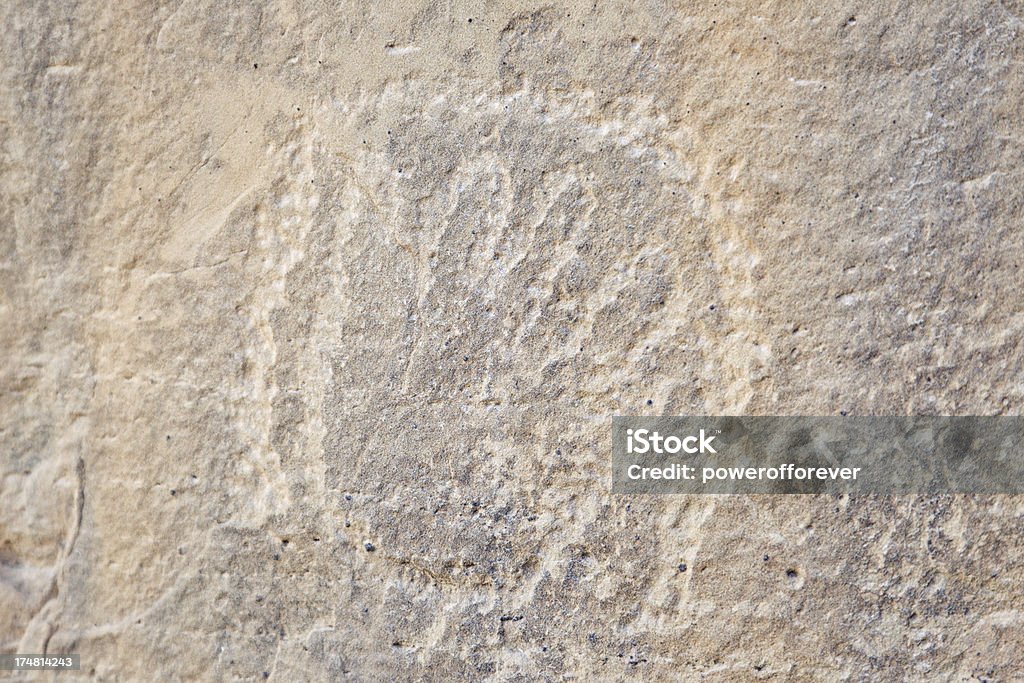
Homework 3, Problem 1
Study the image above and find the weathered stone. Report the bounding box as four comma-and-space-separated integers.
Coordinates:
2, 1, 1023, 679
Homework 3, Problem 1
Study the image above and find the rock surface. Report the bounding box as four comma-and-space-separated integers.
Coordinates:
2, 1, 1024, 680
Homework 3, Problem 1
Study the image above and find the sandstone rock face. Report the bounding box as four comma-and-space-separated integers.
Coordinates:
2, 1, 1023, 680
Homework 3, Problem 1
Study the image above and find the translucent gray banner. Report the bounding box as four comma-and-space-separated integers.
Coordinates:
612, 417, 1024, 494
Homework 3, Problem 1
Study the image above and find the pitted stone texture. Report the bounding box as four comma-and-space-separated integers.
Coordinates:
2, 0, 1023, 680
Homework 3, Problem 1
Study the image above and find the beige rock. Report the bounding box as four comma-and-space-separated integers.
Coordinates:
2, 0, 1023, 679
